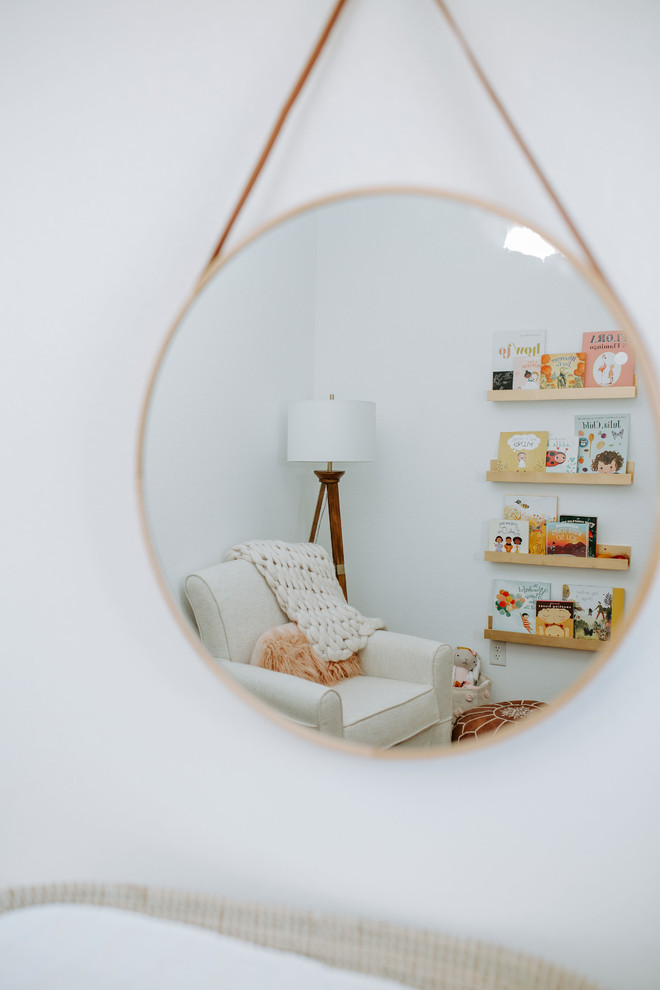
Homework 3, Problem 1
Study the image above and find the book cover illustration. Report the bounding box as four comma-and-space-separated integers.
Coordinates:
545, 435, 579, 474
492, 330, 546, 390
512, 353, 541, 390
503, 494, 558, 555
545, 521, 589, 557
582, 331, 635, 388
488, 519, 529, 554
574, 414, 630, 474
540, 353, 586, 389
559, 514, 597, 557
561, 583, 624, 641
496, 430, 549, 473
491, 580, 552, 634
535, 600, 574, 639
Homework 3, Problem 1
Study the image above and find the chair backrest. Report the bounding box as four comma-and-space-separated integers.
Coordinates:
185, 559, 288, 663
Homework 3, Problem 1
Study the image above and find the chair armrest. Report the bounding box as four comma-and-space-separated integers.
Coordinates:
359, 631, 453, 721
217, 660, 343, 736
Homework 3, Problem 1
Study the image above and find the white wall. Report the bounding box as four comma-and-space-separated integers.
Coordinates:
312, 192, 657, 702
142, 209, 319, 623
3, 2, 660, 989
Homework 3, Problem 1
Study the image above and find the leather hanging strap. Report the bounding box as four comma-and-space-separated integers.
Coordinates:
202, 0, 350, 278
434, 0, 604, 278
203, 0, 603, 285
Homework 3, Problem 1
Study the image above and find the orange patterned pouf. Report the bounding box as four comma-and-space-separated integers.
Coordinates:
452, 700, 546, 743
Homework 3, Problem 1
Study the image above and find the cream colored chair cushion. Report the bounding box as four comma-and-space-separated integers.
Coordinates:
332, 675, 441, 748
185, 559, 453, 749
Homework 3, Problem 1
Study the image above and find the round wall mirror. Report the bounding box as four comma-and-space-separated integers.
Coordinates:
139, 190, 659, 757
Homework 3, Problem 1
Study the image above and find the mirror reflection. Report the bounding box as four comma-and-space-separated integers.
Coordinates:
141, 192, 658, 754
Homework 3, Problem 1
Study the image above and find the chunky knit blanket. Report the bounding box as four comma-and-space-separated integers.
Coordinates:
225, 540, 385, 662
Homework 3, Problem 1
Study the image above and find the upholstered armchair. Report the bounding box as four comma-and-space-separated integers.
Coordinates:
185, 559, 453, 749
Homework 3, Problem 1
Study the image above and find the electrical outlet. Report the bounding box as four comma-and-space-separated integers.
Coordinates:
490, 641, 506, 665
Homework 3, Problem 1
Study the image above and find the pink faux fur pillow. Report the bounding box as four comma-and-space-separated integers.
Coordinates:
250, 623, 362, 685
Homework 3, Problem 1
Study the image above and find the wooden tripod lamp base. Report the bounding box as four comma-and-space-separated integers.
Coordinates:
287, 397, 377, 605
309, 470, 347, 598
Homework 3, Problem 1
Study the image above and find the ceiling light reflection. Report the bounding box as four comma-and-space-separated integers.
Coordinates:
504, 225, 559, 261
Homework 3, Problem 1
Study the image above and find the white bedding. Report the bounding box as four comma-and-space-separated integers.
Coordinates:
0, 904, 415, 990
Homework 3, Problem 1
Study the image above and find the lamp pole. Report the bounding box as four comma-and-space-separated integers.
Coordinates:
309, 467, 347, 599
287, 395, 375, 603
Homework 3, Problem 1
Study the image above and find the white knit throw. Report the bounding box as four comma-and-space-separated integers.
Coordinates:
225, 540, 385, 662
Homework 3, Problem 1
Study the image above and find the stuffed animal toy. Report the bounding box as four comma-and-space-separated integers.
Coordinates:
452, 646, 481, 688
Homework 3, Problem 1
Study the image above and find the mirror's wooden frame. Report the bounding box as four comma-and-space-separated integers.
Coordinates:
137, 185, 660, 760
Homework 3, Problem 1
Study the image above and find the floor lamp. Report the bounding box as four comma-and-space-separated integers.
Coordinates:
287, 397, 376, 599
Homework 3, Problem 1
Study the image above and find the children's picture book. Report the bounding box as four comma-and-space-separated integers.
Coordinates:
488, 519, 529, 554
491, 580, 552, 635
561, 583, 624, 641
503, 494, 558, 555
535, 600, 574, 639
492, 330, 546, 390
574, 413, 630, 474
512, 353, 541, 390
545, 435, 579, 474
545, 521, 589, 557
492, 371, 513, 390
540, 353, 586, 389
496, 430, 549, 473
559, 514, 597, 557
582, 331, 635, 389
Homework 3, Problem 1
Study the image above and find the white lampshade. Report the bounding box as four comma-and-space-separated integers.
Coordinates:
287, 399, 376, 463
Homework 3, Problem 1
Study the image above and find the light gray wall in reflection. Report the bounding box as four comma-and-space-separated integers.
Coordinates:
143, 209, 319, 620
143, 194, 657, 702
313, 195, 655, 702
